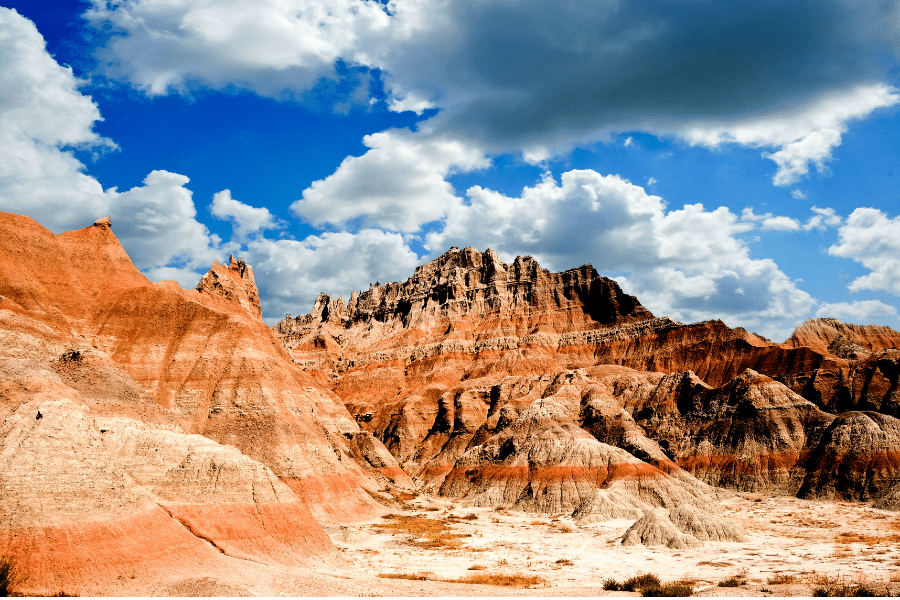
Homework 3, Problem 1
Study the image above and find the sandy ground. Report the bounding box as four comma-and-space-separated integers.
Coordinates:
120, 492, 900, 596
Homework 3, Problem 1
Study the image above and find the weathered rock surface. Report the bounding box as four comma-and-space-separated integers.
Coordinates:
620, 506, 745, 548
798, 411, 900, 502
278, 247, 900, 512
0, 212, 408, 593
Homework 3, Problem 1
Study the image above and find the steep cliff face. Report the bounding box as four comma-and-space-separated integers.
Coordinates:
276, 246, 900, 512
0, 212, 407, 594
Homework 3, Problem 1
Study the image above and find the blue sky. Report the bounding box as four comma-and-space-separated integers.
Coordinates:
2, 0, 900, 341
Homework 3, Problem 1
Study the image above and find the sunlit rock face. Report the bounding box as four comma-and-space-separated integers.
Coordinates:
0, 211, 410, 594
277, 245, 900, 517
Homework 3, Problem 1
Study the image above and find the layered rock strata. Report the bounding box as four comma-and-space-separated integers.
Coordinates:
0, 212, 407, 593
277, 246, 900, 512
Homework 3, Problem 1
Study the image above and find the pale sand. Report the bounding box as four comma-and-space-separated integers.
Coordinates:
108, 493, 900, 596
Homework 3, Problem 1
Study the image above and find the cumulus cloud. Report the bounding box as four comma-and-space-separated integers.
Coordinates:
107, 171, 235, 285
677, 85, 899, 185
241, 229, 422, 322
739, 208, 801, 231
0, 8, 228, 288
89, 0, 900, 184
425, 169, 814, 339
290, 129, 489, 232
829, 208, 900, 295
816, 300, 897, 321
0, 7, 113, 229
210, 189, 281, 241
804, 206, 842, 231
86, 0, 392, 97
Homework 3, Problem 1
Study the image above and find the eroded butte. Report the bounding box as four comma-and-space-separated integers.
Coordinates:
2, 214, 900, 596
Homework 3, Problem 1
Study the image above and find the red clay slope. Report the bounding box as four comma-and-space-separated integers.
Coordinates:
0, 212, 408, 594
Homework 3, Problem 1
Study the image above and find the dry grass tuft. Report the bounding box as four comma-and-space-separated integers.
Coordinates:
554, 558, 574, 566
768, 573, 800, 584
446, 573, 544, 587
375, 513, 469, 550
0, 555, 25, 597
377, 572, 431, 581
467, 564, 486, 571
605, 573, 692, 596
462, 513, 479, 521
836, 531, 900, 545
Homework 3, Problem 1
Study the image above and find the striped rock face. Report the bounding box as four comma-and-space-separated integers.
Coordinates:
0, 212, 409, 594
276, 247, 900, 513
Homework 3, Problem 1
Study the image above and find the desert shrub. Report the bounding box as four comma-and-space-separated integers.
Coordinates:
554, 558, 574, 566
622, 573, 661, 592
718, 575, 744, 587
768, 573, 799, 584
462, 513, 479, 520
811, 582, 889, 597
467, 565, 486, 571
0, 555, 24, 597
602, 578, 620, 591
642, 582, 693, 597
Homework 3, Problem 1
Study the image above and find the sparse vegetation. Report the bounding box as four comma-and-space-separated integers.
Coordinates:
642, 582, 694, 597
768, 573, 800, 584
462, 513, 479, 520
377, 572, 431, 581
554, 558, 574, 566
603, 573, 692, 596
622, 573, 661, 592
810, 576, 893, 597
375, 513, 469, 549
718, 574, 745, 587
602, 577, 620, 591
467, 565, 486, 571
449, 573, 544, 587
0, 555, 24, 597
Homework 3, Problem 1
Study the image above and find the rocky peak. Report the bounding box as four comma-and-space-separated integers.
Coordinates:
786, 317, 900, 355
196, 254, 263, 320
277, 247, 652, 337
93, 216, 111, 229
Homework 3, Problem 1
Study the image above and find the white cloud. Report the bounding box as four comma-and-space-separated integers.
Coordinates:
210, 189, 280, 241
86, 0, 393, 97
829, 208, 900, 295
804, 206, 842, 231
816, 300, 897, 321
0, 8, 113, 230
0, 9, 229, 289
290, 129, 489, 232
791, 189, 807, 199
425, 169, 813, 339
739, 207, 801, 231
676, 85, 900, 186
107, 171, 235, 286
242, 229, 422, 322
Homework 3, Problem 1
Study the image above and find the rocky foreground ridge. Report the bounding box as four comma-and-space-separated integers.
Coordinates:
0, 212, 413, 595
276, 246, 900, 517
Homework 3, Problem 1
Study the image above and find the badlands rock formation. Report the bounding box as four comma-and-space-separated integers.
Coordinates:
0, 212, 407, 594
277, 246, 900, 522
